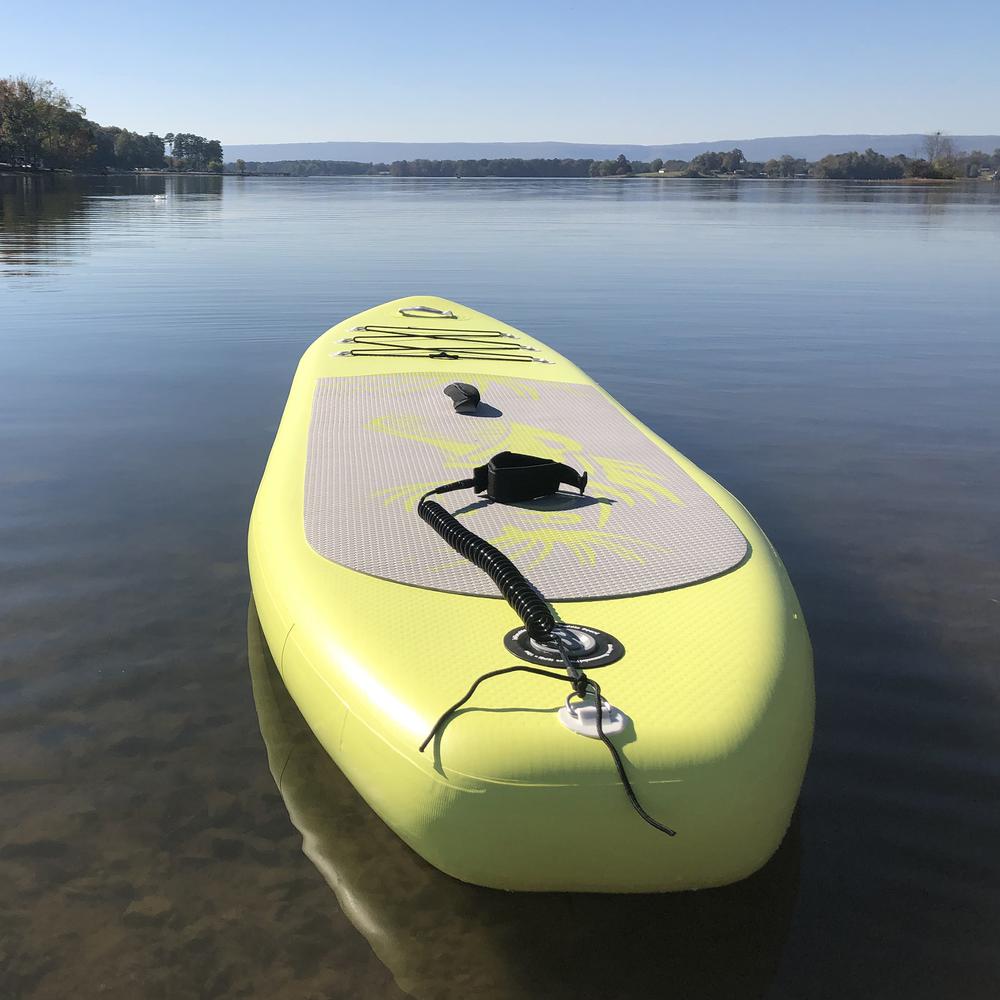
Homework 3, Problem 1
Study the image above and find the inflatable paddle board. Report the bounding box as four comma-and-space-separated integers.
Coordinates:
248, 296, 813, 892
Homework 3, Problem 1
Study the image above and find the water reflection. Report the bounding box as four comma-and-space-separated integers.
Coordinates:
248, 600, 800, 1000
0, 174, 91, 274
0, 174, 223, 275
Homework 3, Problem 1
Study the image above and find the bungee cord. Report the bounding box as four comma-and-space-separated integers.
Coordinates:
338, 325, 544, 362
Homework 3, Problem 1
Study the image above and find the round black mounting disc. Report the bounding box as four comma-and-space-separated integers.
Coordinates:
503, 623, 625, 669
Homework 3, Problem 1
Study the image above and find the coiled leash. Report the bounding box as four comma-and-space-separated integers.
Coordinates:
417, 448, 676, 837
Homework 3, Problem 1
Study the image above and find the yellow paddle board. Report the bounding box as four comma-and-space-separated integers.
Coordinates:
248, 296, 813, 892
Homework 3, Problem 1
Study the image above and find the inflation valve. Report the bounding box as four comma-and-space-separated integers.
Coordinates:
504, 623, 624, 669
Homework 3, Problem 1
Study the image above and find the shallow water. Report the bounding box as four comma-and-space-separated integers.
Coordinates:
1, 173, 998, 999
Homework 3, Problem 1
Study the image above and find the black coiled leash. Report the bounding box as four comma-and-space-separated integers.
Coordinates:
418, 478, 556, 642
416, 450, 676, 837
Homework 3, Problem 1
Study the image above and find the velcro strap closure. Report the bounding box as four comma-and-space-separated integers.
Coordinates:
473, 451, 588, 503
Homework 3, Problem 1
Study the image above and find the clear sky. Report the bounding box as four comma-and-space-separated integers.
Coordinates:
6, 0, 998, 144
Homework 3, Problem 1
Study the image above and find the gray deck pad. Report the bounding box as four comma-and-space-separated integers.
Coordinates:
304, 372, 748, 600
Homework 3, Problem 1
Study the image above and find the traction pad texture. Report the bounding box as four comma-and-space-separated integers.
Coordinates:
304, 373, 748, 600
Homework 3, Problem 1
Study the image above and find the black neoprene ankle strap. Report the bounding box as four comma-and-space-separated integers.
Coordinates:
472, 451, 588, 503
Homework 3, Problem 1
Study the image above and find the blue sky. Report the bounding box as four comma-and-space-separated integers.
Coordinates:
6, 0, 998, 144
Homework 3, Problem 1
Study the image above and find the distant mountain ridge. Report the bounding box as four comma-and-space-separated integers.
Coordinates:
225, 135, 1000, 164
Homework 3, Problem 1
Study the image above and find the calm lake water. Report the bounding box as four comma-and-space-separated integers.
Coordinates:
2, 173, 998, 999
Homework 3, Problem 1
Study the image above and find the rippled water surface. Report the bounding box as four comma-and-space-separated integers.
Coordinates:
2, 173, 998, 999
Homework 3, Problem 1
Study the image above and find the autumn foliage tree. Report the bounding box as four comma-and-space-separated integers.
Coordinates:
0, 77, 220, 172
0, 77, 93, 167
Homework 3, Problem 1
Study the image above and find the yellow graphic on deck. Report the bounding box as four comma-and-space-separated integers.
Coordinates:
370, 415, 683, 572
369, 417, 685, 510
484, 523, 671, 569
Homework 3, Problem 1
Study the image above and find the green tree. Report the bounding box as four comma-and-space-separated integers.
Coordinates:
689, 152, 710, 174
721, 148, 744, 173
41, 103, 95, 168
765, 155, 807, 178
812, 149, 903, 180
113, 129, 150, 169
0, 76, 166, 172
165, 132, 223, 171
687, 148, 746, 175
0, 76, 83, 166
903, 157, 938, 179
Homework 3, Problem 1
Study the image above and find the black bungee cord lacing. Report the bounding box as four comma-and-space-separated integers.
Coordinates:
341, 326, 540, 363
417, 476, 677, 837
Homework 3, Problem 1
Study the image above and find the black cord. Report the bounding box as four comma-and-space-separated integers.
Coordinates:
344, 326, 539, 362
416, 477, 676, 836
418, 664, 572, 752
345, 350, 535, 362
586, 677, 677, 836
417, 664, 676, 836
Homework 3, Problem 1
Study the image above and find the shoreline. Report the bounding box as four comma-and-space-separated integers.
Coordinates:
3, 168, 993, 186
0, 167, 224, 178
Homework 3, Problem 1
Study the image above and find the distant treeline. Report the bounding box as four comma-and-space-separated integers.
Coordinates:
812, 147, 999, 180
229, 157, 602, 177
231, 159, 382, 176
229, 140, 1000, 183
0, 77, 223, 172
685, 141, 999, 180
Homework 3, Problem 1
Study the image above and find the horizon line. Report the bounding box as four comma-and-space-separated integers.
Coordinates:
223, 131, 995, 147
